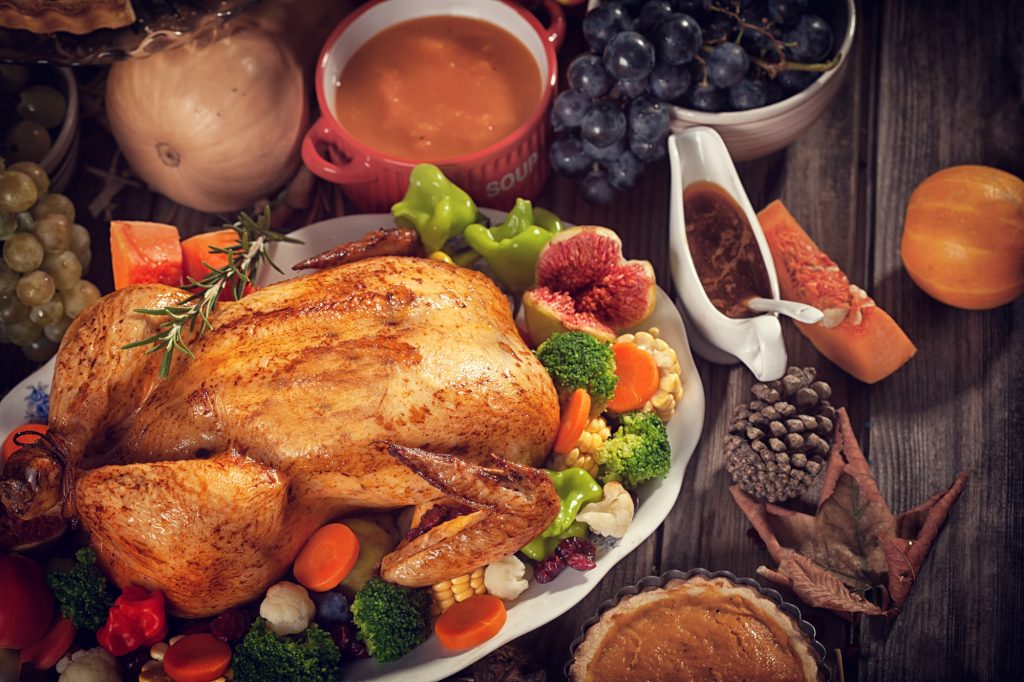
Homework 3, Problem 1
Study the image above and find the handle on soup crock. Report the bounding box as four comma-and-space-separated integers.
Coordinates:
302, 116, 375, 185
539, 0, 566, 51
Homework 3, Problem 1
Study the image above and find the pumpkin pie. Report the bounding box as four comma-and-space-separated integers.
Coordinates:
570, 575, 822, 682
0, 0, 136, 35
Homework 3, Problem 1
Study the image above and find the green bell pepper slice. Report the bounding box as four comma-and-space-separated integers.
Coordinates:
391, 164, 478, 254
520, 521, 588, 561
519, 468, 603, 560
542, 467, 604, 537
463, 198, 563, 294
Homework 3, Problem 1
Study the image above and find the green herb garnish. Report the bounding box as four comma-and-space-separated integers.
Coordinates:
123, 207, 300, 377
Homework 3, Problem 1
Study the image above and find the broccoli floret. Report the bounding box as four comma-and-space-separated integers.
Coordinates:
46, 547, 114, 631
596, 411, 671, 489
232, 618, 340, 682
535, 331, 618, 403
351, 578, 431, 663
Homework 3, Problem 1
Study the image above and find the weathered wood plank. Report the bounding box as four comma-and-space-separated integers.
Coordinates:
2, 3, 1022, 681
649, 5, 881, 680
861, 1, 1024, 680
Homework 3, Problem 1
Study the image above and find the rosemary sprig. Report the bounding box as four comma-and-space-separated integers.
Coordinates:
122, 206, 301, 377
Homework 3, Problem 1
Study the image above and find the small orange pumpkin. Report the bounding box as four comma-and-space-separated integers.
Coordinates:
901, 165, 1024, 310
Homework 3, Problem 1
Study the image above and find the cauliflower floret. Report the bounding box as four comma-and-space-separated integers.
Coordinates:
575, 482, 635, 538
484, 554, 530, 601
259, 580, 315, 636
57, 647, 119, 682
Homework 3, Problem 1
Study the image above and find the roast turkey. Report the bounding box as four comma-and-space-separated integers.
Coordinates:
0, 256, 561, 616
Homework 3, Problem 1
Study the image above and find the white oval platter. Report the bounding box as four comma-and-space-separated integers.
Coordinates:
0, 210, 705, 682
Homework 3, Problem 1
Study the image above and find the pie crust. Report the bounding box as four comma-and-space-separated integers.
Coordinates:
0, 0, 136, 35
570, 575, 822, 682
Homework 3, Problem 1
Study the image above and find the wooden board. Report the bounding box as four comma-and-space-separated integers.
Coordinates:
1, 1, 1021, 680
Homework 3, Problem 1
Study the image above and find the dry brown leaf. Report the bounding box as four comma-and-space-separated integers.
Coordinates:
732, 407, 966, 619
777, 550, 884, 616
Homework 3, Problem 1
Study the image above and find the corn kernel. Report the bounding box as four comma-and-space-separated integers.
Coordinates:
150, 642, 168, 661
616, 328, 684, 423
545, 417, 608, 478
431, 566, 488, 614
139, 660, 173, 682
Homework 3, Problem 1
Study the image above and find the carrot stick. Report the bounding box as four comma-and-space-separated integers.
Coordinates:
162, 633, 232, 682
553, 388, 592, 455
606, 342, 660, 413
2, 423, 48, 461
293, 523, 360, 592
434, 594, 507, 651
20, 617, 76, 670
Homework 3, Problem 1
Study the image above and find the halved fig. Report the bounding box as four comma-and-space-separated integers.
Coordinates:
522, 226, 656, 344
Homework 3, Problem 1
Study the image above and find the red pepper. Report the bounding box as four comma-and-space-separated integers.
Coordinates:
97, 585, 168, 657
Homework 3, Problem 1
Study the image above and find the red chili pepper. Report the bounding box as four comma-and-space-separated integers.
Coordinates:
97, 585, 168, 657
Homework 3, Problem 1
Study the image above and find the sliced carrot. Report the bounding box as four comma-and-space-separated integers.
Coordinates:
20, 616, 75, 670
434, 594, 507, 651
553, 388, 591, 455
606, 342, 660, 413
293, 523, 361, 592
2, 423, 48, 461
162, 633, 231, 682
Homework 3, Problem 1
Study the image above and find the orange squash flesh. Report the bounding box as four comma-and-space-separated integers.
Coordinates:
181, 229, 236, 285
758, 200, 916, 384
180, 229, 257, 301
110, 220, 183, 290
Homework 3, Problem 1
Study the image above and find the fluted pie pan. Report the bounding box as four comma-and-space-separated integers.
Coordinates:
567, 568, 830, 681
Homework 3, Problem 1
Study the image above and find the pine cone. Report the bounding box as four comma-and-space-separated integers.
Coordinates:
725, 367, 836, 503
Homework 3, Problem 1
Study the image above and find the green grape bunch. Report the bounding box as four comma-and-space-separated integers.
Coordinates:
0, 156, 96, 363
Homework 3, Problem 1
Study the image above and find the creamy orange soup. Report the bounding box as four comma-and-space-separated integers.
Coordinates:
335, 16, 542, 160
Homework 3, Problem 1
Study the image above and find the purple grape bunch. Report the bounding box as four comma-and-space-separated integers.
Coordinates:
550, 0, 840, 204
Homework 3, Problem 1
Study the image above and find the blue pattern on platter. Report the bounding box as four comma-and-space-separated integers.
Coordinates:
24, 382, 49, 423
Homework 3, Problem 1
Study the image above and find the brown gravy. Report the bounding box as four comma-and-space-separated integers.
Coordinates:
684, 181, 772, 318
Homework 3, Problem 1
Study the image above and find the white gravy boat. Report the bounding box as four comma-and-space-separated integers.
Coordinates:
667, 126, 787, 381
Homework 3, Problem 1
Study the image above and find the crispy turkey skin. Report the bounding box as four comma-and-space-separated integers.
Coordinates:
4, 256, 560, 615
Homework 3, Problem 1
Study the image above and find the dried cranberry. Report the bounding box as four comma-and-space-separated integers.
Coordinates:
333, 622, 370, 660
333, 622, 354, 651
348, 638, 370, 659
565, 553, 597, 571
404, 502, 472, 542
180, 619, 212, 635
533, 555, 565, 583
210, 608, 251, 643
556, 537, 596, 561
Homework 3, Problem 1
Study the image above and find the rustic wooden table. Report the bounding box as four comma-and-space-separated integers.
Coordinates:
1, 0, 1021, 680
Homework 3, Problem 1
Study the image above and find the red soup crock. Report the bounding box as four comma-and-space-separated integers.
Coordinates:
302, 0, 564, 213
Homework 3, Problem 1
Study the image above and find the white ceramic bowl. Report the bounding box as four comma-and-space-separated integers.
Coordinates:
587, 0, 857, 161
39, 66, 79, 194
